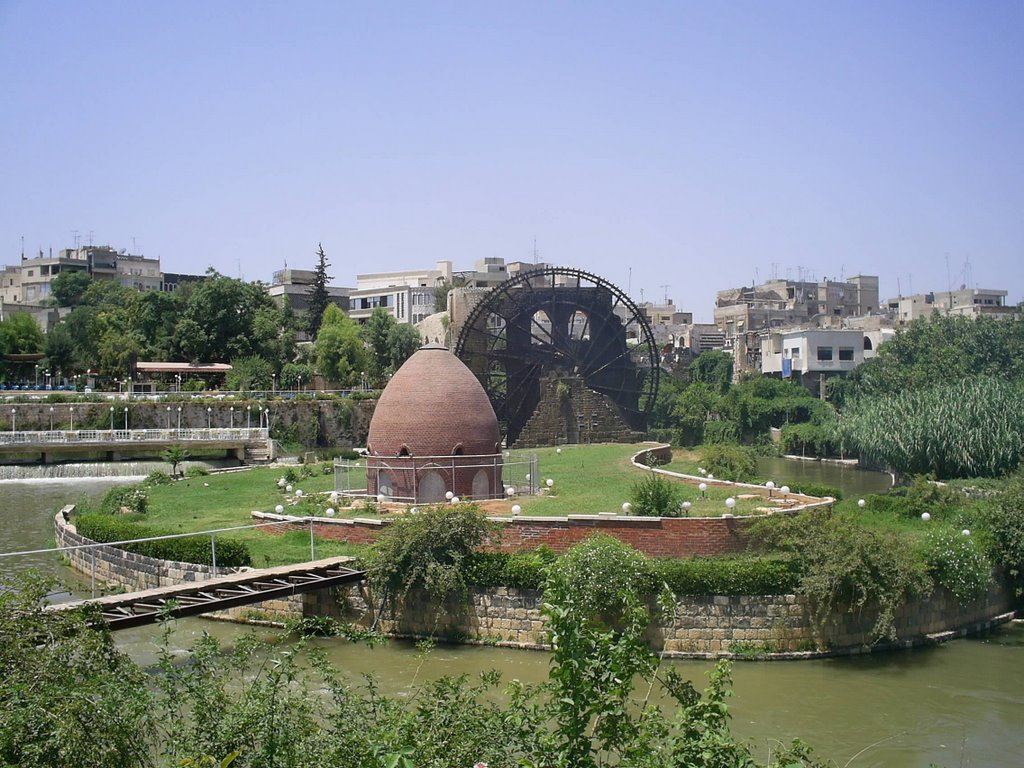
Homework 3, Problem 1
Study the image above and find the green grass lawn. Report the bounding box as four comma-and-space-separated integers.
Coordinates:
124, 444, 835, 565
142, 467, 366, 566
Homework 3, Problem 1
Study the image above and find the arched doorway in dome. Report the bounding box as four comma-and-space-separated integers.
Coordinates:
418, 470, 446, 503
471, 469, 490, 499
378, 470, 394, 499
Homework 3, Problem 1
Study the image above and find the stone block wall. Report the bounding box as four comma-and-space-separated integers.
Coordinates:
516, 375, 644, 448
57, 506, 1017, 656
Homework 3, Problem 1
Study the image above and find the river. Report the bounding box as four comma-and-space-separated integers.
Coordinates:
2, 468, 1022, 768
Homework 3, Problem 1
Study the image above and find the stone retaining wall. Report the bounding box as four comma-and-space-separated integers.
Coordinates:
342, 579, 1017, 657
57, 506, 1018, 657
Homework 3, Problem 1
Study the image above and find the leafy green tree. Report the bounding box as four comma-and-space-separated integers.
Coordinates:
0, 312, 44, 354
432, 274, 467, 313
361, 307, 422, 385
362, 307, 394, 385
173, 270, 280, 362
44, 322, 76, 377
673, 382, 720, 444
161, 445, 190, 477
689, 349, 733, 394
224, 355, 274, 391
388, 321, 422, 370
843, 314, 1024, 401
0, 574, 155, 767
313, 304, 366, 386
648, 372, 684, 429
48, 270, 92, 307
280, 362, 314, 390
306, 242, 333, 338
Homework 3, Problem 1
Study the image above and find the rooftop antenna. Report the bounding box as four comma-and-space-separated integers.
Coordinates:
87, 230, 94, 246
532, 237, 538, 265
72, 230, 80, 249
20, 235, 24, 260
628, 266, 632, 296
659, 284, 670, 304
945, 253, 953, 296
132, 236, 137, 253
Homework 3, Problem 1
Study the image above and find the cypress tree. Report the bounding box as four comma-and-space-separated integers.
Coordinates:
307, 243, 333, 337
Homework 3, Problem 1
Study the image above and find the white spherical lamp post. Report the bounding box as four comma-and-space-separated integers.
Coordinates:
621, 502, 632, 514
698, 482, 707, 498
857, 498, 866, 508
445, 491, 454, 501
275, 504, 284, 514
921, 512, 931, 522
765, 480, 775, 497
511, 504, 521, 516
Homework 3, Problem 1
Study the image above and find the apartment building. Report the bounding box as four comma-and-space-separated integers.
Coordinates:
884, 288, 1017, 323
0, 245, 162, 304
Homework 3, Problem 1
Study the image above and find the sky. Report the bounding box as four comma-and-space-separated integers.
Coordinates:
1, 1, 1022, 321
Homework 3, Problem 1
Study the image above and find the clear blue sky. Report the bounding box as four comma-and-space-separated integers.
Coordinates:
2, 1, 1021, 321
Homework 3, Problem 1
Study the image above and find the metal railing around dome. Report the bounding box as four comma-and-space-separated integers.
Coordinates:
334, 452, 539, 503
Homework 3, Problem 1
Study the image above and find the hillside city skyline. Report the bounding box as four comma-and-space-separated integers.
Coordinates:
2, 3, 1021, 323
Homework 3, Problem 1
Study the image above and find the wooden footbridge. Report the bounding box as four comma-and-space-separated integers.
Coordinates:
51, 556, 366, 631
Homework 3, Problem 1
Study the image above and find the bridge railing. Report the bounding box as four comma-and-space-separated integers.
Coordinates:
3, 511, 323, 598
0, 427, 270, 446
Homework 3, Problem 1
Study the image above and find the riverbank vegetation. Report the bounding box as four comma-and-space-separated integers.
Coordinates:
1, 544, 830, 768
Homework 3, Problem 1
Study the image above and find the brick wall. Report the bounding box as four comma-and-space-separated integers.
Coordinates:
256, 510, 756, 558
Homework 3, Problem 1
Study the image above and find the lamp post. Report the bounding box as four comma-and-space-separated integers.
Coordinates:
109, 406, 114, 431
123, 407, 128, 431
229, 406, 234, 428
49, 406, 54, 431
177, 406, 182, 430
69, 406, 74, 431
34, 364, 39, 389
166, 406, 171, 429
263, 407, 270, 429
271, 373, 276, 393
296, 374, 302, 393
207, 407, 212, 429
246, 405, 251, 429
10, 408, 15, 432
175, 373, 181, 392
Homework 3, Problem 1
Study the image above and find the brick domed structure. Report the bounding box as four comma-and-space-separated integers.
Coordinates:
366, 343, 503, 503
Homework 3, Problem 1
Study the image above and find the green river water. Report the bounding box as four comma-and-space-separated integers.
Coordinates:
2, 470, 1022, 768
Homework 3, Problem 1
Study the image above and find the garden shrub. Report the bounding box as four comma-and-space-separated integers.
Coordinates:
184, 465, 210, 477
74, 514, 251, 568
976, 471, 1024, 595
99, 485, 149, 516
703, 420, 741, 445
865, 476, 961, 519
142, 471, 173, 487
701, 442, 758, 482
629, 472, 683, 516
464, 548, 555, 590
749, 509, 932, 643
786, 482, 842, 501
367, 504, 498, 605
652, 555, 800, 596
919, 526, 993, 603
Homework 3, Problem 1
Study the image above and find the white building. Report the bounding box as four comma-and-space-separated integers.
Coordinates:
761, 328, 876, 393
884, 288, 1016, 323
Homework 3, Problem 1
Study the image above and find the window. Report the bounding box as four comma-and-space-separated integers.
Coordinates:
816, 346, 833, 361
791, 347, 801, 359
839, 348, 854, 361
